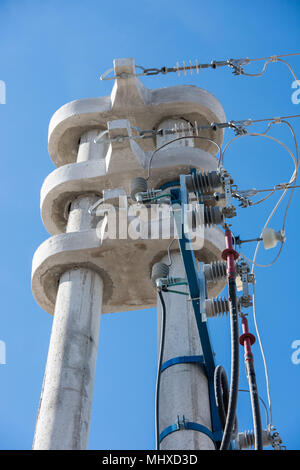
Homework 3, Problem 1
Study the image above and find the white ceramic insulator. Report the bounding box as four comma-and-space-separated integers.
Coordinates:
262, 228, 282, 250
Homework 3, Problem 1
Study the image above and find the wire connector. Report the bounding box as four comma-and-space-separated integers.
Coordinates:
236, 260, 254, 307
218, 167, 237, 218
228, 58, 251, 75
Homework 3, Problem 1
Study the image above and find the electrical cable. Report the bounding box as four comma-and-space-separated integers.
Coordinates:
251, 283, 273, 428
246, 121, 299, 427
166, 239, 175, 267
247, 358, 263, 450
147, 135, 221, 180
239, 315, 263, 451
220, 230, 240, 451
219, 278, 240, 450
239, 175, 296, 269
100, 53, 300, 81
155, 291, 167, 450
238, 389, 270, 427
219, 275, 240, 450
249, 189, 276, 207
242, 56, 299, 83
248, 183, 300, 194
219, 131, 298, 170
239, 120, 298, 268
214, 365, 238, 439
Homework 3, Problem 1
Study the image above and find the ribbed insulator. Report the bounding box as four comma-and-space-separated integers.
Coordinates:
205, 297, 230, 318
204, 206, 224, 226
204, 261, 227, 283
151, 262, 169, 286
238, 430, 255, 449
130, 177, 148, 201
196, 171, 221, 194
238, 430, 271, 449
186, 170, 221, 194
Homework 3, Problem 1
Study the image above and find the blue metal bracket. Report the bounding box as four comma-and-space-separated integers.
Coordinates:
161, 355, 204, 373
159, 415, 217, 448
168, 173, 223, 444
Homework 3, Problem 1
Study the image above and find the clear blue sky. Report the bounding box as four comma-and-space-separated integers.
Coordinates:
0, 0, 299, 450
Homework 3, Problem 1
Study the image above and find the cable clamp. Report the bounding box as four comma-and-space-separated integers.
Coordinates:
271, 116, 282, 125
159, 415, 217, 447
274, 182, 289, 190
270, 55, 279, 63
155, 276, 188, 291
131, 126, 156, 139
269, 427, 286, 450
228, 120, 251, 135
228, 57, 250, 75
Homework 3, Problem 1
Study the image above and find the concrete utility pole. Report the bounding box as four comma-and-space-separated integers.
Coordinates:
157, 253, 215, 450
32, 58, 227, 450
155, 124, 223, 450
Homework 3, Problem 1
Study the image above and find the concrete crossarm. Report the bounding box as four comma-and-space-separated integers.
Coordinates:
48, 58, 226, 167
32, 58, 227, 315
31, 225, 226, 315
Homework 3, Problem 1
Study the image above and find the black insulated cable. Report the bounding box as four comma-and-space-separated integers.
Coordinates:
246, 360, 263, 450
219, 276, 240, 450
155, 291, 167, 450
240, 315, 263, 450
214, 365, 238, 439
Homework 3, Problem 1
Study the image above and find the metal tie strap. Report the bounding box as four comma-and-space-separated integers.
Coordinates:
159, 415, 217, 448
161, 355, 205, 373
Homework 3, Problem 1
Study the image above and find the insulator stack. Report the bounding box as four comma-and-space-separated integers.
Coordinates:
203, 206, 224, 226
238, 430, 271, 449
205, 297, 230, 318
196, 171, 221, 194
191, 206, 224, 229
186, 170, 221, 194
131, 177, 148, 201
204, 261, 227, 283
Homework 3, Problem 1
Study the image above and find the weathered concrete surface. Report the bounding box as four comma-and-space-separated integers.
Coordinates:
31, 224, 226, 316
33, 141, 103, 449
41, 137, 221, 235
157, 253, 214, 450
33, 60, 227, 318
156, 119, 217, 451
48, 59, 225, 167
32, 58, 227, 450
33, 267, 103, 450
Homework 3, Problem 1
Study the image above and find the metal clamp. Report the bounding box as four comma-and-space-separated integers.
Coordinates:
159, 415, 217, 448
218, 167, 237, 218
236, 260, 254, 308
228, 58, 251, 75
161, 355, 204, 373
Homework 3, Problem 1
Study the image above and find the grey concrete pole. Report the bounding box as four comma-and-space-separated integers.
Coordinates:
156, 120, 215, 450
33, 132, 106, 450
157, 254, 214, 450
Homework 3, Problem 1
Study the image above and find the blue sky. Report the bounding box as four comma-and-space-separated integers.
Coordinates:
0, 0, 299, 450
